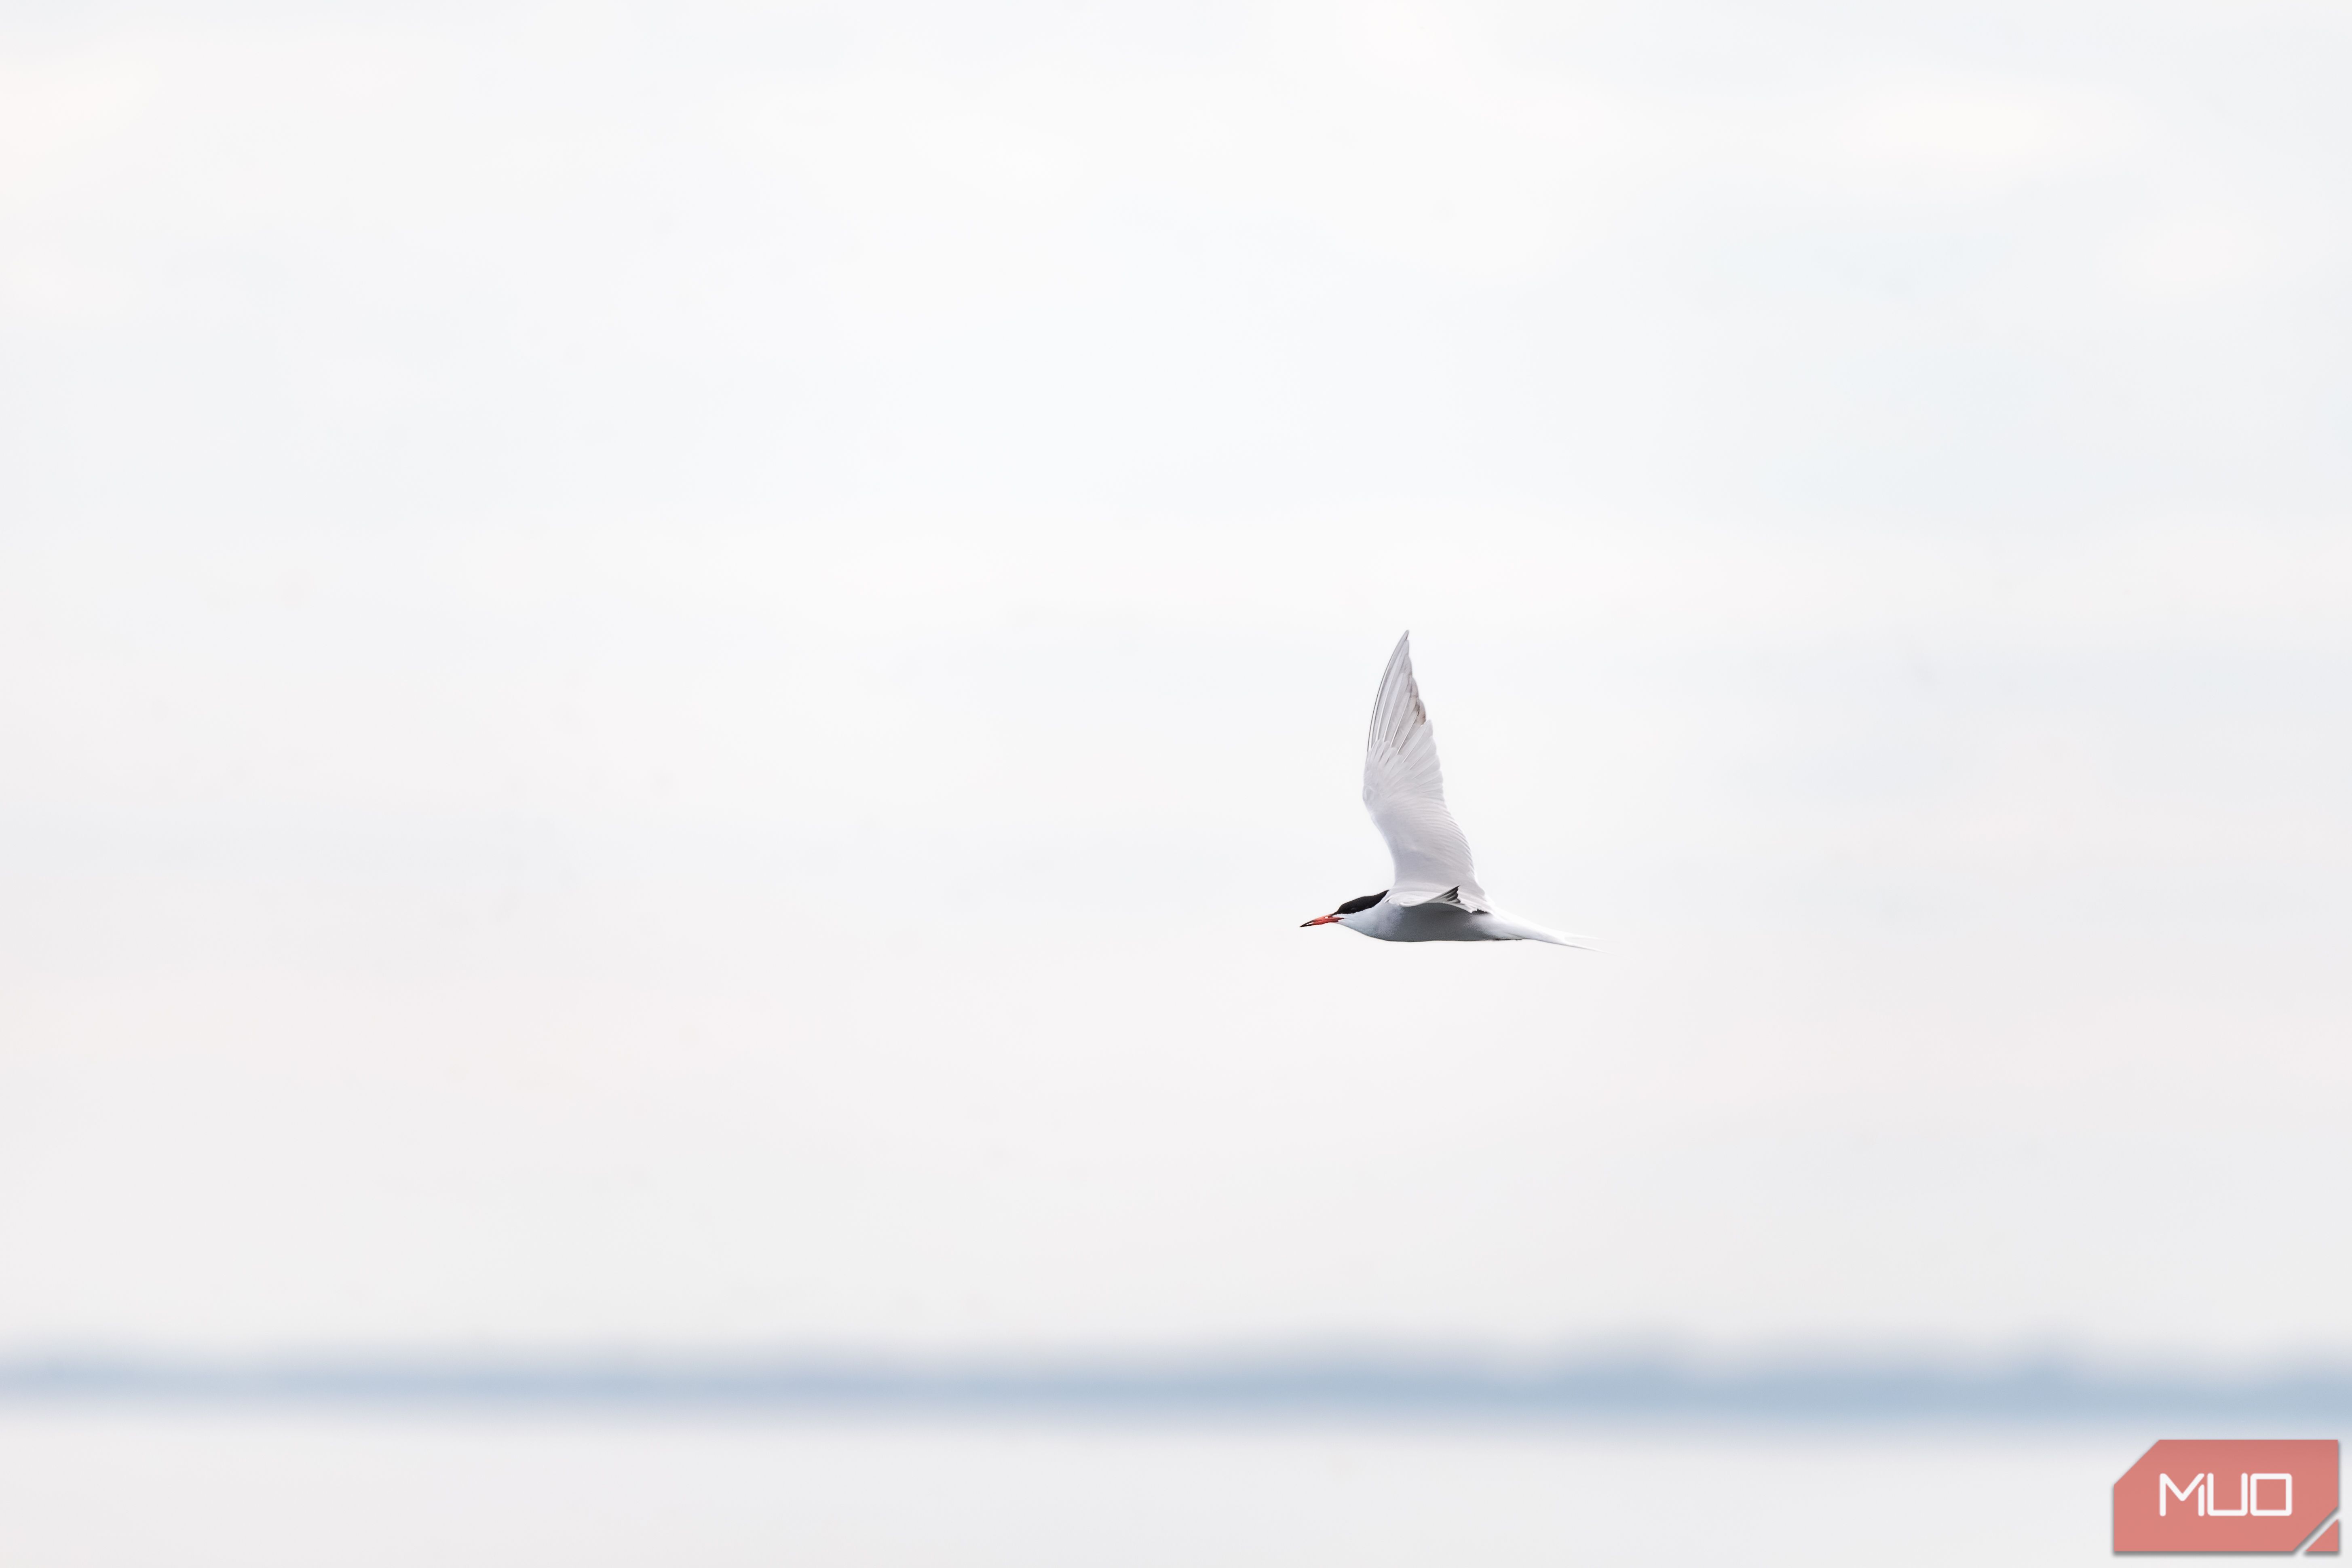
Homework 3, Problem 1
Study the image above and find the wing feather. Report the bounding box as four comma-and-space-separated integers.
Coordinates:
1362, 632, 1489, 911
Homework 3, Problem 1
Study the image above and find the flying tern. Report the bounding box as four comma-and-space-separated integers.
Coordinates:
1302, 632, 1583, 945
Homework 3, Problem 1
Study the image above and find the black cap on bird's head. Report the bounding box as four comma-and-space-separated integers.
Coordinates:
1301, 891, 1387, 927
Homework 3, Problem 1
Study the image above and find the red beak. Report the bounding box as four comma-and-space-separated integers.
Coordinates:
1301, 914, 1341, 926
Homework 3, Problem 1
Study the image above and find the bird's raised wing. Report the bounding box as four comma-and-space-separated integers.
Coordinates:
1362, 632, 1489, 911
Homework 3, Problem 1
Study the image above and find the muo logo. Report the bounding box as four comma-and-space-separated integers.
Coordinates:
2115, 1440, 2339, 1554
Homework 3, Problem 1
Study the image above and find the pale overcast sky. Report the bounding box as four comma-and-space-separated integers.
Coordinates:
1, 0, 2348, 1362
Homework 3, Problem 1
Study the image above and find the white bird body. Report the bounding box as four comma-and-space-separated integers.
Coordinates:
1330, 900, 1571, 944
1303, 632, 1584, 948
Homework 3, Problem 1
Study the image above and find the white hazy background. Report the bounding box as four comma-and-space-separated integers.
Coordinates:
2, 5, 2350, 1557
5, 0, 2350, 1363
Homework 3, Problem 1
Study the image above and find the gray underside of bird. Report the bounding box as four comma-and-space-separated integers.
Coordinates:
1341, 900, 1571, 944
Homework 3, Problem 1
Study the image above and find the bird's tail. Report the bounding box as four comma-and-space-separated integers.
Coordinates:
1487, 912, 1593, 948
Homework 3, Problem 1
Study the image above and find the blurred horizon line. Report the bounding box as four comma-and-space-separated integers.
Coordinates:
5, 1347, 2349, 1424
